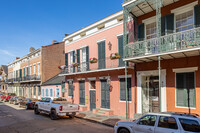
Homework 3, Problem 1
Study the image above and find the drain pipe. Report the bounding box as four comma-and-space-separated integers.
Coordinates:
134, 64, 137, 115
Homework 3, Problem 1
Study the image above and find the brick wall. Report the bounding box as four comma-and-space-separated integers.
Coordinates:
41, 42, 65, 83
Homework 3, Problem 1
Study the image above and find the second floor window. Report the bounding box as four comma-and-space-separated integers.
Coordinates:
33, 65, 36, 74
176, 10, 194, 32
146, 22, 157, 39
38, 63, 40, 75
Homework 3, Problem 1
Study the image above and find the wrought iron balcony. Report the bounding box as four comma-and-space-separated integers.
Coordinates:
21, 75, 41, 82
124, 27, 200, 59
61, 57, 132, 75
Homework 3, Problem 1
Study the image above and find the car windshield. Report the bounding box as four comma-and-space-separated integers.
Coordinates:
53, 98, 67, 101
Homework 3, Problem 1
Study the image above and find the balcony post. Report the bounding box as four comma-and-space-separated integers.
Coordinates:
125, 61, 128, 119
123, 8, 128, 58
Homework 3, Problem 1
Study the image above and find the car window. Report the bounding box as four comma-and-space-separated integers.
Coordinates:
179, 118, 200, 132
138, 115, 157, 126
158, 116, 178, 129
45, 98, 51, 102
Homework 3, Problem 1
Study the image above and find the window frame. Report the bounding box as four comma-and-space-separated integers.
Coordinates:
175, 72, 196, 108
157, 116, 178, 130
46, 88, 49, 97
137, 115, 157, 127
119, 77, 132, 102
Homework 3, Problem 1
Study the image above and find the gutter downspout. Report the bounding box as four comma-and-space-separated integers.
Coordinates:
134, 64, 137, 115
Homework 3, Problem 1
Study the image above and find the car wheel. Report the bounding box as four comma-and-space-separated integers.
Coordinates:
26, 105, 29, 110
34, 106, 40, 115
68, 115, 75, 119
50, 110, 58, 120
119, 128, 130, 133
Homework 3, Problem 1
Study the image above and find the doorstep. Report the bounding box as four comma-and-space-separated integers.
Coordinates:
76, 111, 126, 127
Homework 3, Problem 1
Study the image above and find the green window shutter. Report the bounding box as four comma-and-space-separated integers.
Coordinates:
98, 42, 101, 69
194, 5, 200, 27
165, 13, 174, 34
120, 78, 132, 101
73, 51, 75, 73
65, 53, 68, 67
137, 23, 144, 41
86, 46, 89, 70
20, 69, 22, 78
161, 16, 166, 36
101, 41, 105, 69
27, 67, 29, 76
76, 49, 80, 67
118, 36, 124, 67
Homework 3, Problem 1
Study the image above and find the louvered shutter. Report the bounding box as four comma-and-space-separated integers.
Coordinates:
73, 51, 75, 73
98, 43, 101, 69
127, 78, 132, 101
86, 46, 89, 70
165, 13, 174, 34
76, 49, 80, 72
161, 16, 166, 36
137, 23, 144, 41
176, 73, 185, 106
118, 36, 124, 67
102, 41, 106, 69
194, 5, 200, 27
120, 78, 126, 101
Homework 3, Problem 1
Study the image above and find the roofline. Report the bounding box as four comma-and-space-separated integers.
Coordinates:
7, 48, 41, 66
63, 10, 123, 41
41, 84, 61, 86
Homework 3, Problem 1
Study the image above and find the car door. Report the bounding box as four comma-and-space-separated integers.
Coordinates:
132, 115, 157, 133
43, 98, 51, 111
178, 118, 200, 133
154, 116, 180, 133
38, 98, 45, 110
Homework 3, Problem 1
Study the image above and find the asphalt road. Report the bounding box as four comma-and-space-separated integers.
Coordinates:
0, 102, 113, 133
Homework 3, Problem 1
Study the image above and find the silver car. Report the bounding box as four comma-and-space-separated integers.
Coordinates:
114, 112, 200, 133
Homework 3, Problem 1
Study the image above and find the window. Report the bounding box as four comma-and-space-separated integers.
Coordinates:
138, 115, 157, 126
179, 118, 200, 132
42, 89, 44, 97
68, 81, 73, 96
176, 10, 194, 32
33, 86, 36, 96
120, 78, 131, 101
176, 72, 195, 107
38, 86, 41, 96
37, 63, 40, 75
146, 22, 157, 39
50, 88, 53, 97
158, 116, 178, 129
33, 65, 36, 74
46, 88, 49, 97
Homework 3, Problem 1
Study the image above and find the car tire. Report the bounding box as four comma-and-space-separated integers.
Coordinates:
68, 115, 75, 119
26, 105, 29, 110
119, 128, 130, 133
34, 106, 40, 115
50, 110, 58, 120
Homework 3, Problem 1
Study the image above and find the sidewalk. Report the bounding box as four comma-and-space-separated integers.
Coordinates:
75, 111, 127, 127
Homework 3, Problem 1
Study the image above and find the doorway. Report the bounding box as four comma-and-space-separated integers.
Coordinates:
89, 81, 96, 111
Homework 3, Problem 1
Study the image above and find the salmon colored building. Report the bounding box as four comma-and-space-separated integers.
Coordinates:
123, 0, 200, 117
60, 11, 136, 117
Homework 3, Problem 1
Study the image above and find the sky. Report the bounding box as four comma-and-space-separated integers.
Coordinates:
0, 0, 123, 65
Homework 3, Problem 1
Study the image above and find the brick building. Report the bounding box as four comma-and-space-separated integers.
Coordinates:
7, 41, 65, 99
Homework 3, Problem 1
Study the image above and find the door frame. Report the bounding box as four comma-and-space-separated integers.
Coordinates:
100, 79, 110, 109
137, 69, 166, 114
89, 80, 96, 111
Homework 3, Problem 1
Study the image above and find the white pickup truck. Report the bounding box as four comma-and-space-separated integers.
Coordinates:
34, 97, 79, 120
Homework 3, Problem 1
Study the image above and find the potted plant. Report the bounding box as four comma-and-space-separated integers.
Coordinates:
89, 57, 97, 63
110, 53, 121, 60
72, 62, 79, 67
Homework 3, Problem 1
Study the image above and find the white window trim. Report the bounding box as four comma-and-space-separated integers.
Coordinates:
67, 79, 73, 81
117, 33, 123, 37
175, 70, 196, 109
171, 1, 197, 15
67, 49, 74, 53
87, 77, 96, 81
80, 45, 88, 49
173, 67, 198, 73
142, 16, 156, 25
99, 76, 110, 80
97, 38, 106, 43
118, 75, 132, 79
77, 78, 85, 81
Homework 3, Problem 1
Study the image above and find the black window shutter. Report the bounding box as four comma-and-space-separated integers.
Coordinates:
76, 49, 80, 72
65, 53, 68, 67
73, 51, 75, 73
118, 36, 124, 67
194, 5, 200, 27
161, 16, 166, 36
120, 78, 126, 101
102, 41, 106, 69
86, 46, 89, 70
137, 23, 144, 41
165, 13, 174, 34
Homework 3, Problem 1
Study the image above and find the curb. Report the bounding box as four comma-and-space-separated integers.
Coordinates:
75, 116, 114, 128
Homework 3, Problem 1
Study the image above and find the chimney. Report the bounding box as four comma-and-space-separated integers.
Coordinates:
52, 40, 58, 44
29, 47, 35, 53
16, 57, 20, 60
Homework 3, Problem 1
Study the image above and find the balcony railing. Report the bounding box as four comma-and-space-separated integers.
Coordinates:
62, 57, 131, 75
124, 27, 200, 59
7, 75, 41, 83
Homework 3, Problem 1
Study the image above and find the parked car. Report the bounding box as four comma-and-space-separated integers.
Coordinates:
0, 92, 5, 101
9, 96, 25, 105
34, 97, 79, 120
1, 93, 16, 102
19, 98, 38, 110
114, 112, 200, 133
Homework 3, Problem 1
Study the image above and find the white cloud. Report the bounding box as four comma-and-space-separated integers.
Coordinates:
0, 49, 15, 57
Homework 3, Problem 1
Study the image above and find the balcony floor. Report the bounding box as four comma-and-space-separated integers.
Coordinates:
124, 47, 200, 63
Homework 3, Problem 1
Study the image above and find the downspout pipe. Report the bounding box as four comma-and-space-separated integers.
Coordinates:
134, 64, 137, 115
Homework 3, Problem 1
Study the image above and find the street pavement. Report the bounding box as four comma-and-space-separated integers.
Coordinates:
0, 102, 113, 133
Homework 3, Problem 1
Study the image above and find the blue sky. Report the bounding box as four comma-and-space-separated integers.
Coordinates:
0, 0, 123, 65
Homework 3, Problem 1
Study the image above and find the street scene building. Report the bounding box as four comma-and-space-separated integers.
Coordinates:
123, 0, 200, 116
6, 41, 65, 99
0, 65, 8, 92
